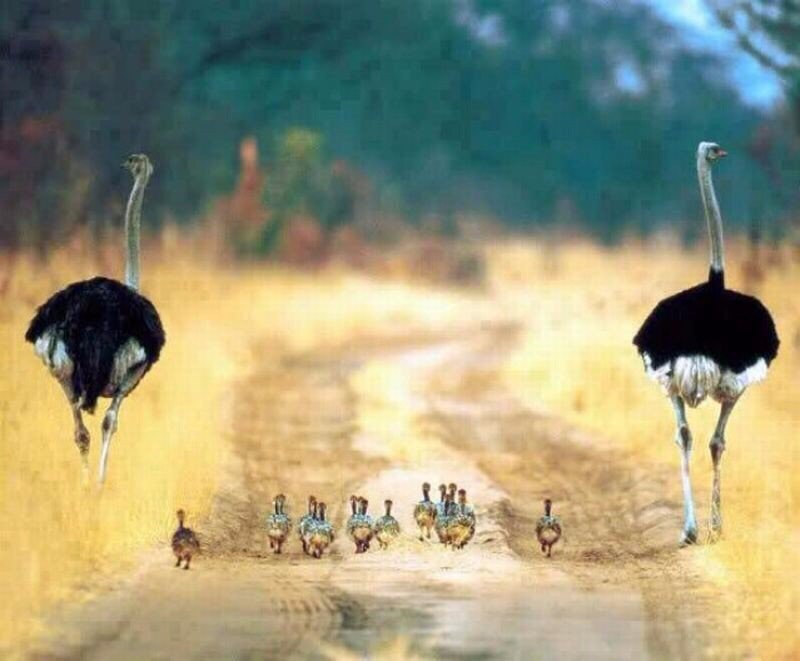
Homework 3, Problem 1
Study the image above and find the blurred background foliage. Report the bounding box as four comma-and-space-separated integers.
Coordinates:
1, 0, 799, 251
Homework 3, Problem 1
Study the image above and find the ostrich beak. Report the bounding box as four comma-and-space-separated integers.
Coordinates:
718, 149, 728, 158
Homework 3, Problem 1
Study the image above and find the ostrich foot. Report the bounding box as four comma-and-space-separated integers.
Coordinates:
80, 458, 90, 486
679, 526, 698, 547
76, 433, 90, 485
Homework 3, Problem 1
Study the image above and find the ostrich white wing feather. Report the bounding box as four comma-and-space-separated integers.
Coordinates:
642, 352, 672, 391
34, 327, 73, 380
716, 358, 768, 401
109, 338, 147, 389
645, 352, 769, 406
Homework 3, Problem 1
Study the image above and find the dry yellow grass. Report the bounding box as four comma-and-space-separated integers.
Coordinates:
3, 232, 797, 657
0, 240, 471, 650
491, 238, 799, 658
323, 636, 430, 661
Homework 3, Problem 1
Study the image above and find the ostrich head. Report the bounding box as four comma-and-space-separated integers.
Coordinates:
543, 498, 552, 516
698, 142, 728, 163
176, 509, 186, 526
384, 499, 393, 514
122, 153, 154, 179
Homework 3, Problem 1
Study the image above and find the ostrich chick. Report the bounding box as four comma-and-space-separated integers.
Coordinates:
347, 497, 374, 553
373, 499, 401, 550
172, 509, 200, 570
446, 489, 476, 550
308, 502, 334, 559
413, 482, 438, 541
535, 499, 562, 558
298, 495, 317, 555
435, 492, 455, 546
266, 494, 292, 554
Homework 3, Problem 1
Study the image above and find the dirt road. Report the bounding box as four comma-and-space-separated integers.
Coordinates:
28, 325, 726, 659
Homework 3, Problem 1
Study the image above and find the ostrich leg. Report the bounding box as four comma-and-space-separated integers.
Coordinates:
59, 380, 90, 483
98, 363, 147, 485
98, 393, 124, 485
708, 398, 738, 542
671, 395, 698, 545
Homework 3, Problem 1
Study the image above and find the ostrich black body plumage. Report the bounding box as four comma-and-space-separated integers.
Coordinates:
25, 276, 165, 412
634, 268, 779, 375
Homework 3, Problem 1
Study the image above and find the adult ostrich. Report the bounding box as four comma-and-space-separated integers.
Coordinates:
25, 154, 165, 485
633, 142, 778, 545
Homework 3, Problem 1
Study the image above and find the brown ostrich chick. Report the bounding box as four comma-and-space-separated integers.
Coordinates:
535, 499, 562, 558
172, 509, 200, 570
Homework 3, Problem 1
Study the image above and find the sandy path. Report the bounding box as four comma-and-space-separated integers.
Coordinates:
27, 325, 721, 659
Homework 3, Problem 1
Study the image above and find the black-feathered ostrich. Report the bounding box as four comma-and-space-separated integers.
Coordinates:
634, 142, 779, 545
25, 154, 165, 485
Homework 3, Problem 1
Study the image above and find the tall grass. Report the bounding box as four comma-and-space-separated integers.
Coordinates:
491, 239, 799, 657
0, 240, 470, 650
3, 233, 796, 656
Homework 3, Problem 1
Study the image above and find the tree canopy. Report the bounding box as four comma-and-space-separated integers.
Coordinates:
1, 0, 796, 247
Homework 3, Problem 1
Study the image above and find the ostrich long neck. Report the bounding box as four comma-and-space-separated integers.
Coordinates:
697, 155, 725, 276
124, 173, 148, 290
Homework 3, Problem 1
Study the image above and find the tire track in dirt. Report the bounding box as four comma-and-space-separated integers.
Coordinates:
423, 324, 725, 659
26, 326, 725, 659
27, 348, 384, 660
324, 328, 651, 658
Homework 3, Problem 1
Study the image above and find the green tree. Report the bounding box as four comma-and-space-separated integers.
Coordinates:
1, 0, 795, 246
710, 1, 800, 123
